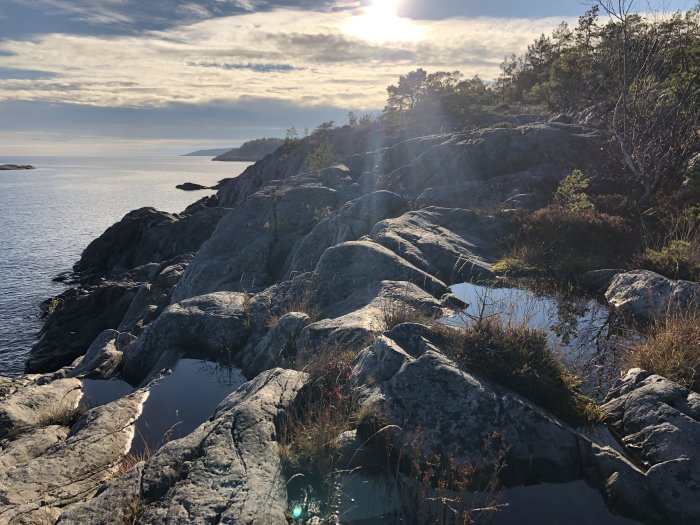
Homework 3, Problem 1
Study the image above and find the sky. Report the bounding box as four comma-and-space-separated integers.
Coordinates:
0, 0, 695, 156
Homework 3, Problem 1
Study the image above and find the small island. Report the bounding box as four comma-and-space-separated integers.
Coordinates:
0, 164, 34, 170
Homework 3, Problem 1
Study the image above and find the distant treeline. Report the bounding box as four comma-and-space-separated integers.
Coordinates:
214, 137, 284, 161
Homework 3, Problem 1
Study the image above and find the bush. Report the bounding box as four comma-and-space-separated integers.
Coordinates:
636, 240, 700, 282
627, 307, 700, 392
497, 205, 635, 276
444, 319, 600, 426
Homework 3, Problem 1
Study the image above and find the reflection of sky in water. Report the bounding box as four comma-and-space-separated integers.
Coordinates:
443, 282, 631, 398
81, 359, 245, 454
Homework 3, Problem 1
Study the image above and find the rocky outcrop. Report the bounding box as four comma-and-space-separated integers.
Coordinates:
58, 369, 307, 525
353, 336, 585, 486
173, 184, 340, 300
287, 190, 408, 275
0, 382, 147, 522
603, 369, 700, 524
605, 270, 700, 322
69, 329, 136, 379
0, 378, 82, 436
371, 207, 498, 283
120, 292, 257, 386
27, 281, 139, 373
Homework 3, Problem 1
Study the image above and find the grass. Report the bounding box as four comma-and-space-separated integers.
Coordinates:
269, 279, 321, 327
35, 402, 88, 428
378, 295, 437, 331
278, 348, 360, 507
438, 317, 600, 427
626, 307, 700, 392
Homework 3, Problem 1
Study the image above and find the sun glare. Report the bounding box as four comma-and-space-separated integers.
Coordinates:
345, 0, 422, 43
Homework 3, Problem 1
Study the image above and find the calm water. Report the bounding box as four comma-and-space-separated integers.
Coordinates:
81, 359, 245, 454
0, 156, 250, 376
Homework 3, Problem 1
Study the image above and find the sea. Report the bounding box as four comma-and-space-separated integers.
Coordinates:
0, 156, 251, 376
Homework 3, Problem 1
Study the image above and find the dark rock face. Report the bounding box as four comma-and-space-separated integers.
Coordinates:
27, 281, 138, 373
74, 207, 176, 277
74, 206, 227, 279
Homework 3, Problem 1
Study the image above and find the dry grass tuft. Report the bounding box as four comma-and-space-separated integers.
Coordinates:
627, 307, 700, 391
35, 402, 88, 428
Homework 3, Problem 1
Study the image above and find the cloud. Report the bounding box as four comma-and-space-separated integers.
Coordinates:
0, 8, 571, 110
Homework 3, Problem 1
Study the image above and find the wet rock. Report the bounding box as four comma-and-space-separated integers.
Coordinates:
112, 369, 307, 524
0, 389, 148, 522
605, 270, 700, 322
371, 207, 499, 282
120, 292, 256, 386
0, 164, 34, 170
69, 329, 136, 379
603, 369, 700, 524
288, 190, 408, 275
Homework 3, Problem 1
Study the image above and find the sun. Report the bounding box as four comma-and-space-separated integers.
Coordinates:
345, 0, 422, 43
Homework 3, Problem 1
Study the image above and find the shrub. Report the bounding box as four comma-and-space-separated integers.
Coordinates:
627, 307, 700, 392
498, 205, 635, 276
554, 170, 594, 212
444, 319, 600, 426
308, 141, 339, 174
636, 240, 700, 282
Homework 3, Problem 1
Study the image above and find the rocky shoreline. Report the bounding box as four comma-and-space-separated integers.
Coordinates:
1, 116, 698, 524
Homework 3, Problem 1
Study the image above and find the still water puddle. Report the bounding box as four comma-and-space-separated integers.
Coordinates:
443, 282, 632, 397
291, 475, 637, 525
81, 358, 245, 454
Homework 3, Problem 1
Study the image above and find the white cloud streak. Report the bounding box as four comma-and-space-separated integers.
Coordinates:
0, 8, 571, 110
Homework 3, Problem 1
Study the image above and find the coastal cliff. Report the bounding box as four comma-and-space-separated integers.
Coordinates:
1, 115, 698, 524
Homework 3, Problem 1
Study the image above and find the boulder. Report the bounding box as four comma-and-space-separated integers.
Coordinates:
353, 342, 585, 486
602, 369, 700, 524
312, 240, 446, 311
69, 329, 136, 379
118, 256, 193, 334
0, 389, 148, 522
605, 270, 700, 322
582, 269, 624, 294
120, 292, 256, 386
